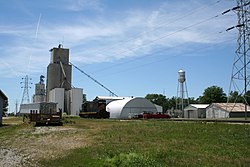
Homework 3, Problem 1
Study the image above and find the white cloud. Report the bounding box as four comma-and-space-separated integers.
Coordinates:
0, 0, 236, 78
63, 0, 103, 12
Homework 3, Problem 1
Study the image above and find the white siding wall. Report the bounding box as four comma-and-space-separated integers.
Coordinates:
49, 88, 64, 113
206, 107, 229, 118
155, 104, 163, 113
68, 88, 83, 116
20, 103, 40, 114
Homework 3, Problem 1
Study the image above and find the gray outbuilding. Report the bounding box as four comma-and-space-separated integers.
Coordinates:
206, 103, 250, 118
184, 104, 209, 118
0, 90, 8, 125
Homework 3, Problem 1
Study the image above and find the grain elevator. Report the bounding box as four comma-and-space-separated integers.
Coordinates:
46, 44, 72, 94
32, 75, 46, 103
46, 44, 83, 115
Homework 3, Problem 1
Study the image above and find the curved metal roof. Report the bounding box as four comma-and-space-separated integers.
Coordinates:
107, 97, 157, 119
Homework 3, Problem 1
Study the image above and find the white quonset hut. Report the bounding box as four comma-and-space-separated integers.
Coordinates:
107, 97, 158, 119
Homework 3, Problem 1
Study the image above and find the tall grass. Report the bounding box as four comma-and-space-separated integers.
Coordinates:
42, 119, 250, 167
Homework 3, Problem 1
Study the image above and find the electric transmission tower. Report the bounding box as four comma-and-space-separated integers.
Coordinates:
20, 75, 32, 104
225, 0, 250, 119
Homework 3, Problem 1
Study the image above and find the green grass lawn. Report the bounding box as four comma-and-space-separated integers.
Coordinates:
1, 117, 250, 167
43, 119, 250, 167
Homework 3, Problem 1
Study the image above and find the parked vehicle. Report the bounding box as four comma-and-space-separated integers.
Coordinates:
135, 112, 171, 119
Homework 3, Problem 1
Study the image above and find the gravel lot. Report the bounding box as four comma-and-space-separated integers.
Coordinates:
0, 148, 33, 167
0, 126, 89, 167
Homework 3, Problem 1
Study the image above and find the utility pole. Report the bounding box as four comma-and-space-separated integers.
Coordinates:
225, 0, 250, 120
15, 100, 18, 116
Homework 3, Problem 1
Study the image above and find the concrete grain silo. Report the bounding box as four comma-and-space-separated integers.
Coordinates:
46, 44, 72, 99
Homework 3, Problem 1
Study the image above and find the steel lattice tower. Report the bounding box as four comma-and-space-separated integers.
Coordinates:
228, 0, 250, 119
20, 75, 32, 104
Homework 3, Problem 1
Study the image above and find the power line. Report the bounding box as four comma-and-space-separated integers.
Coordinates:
70, 1, 235, 97
95, 37, 236, 79
90, 26, 236, 75
86, 0, 223, 57
85, 10, 232, 75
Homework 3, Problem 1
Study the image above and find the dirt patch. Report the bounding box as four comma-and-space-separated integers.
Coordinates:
31, 126, 76, 134
1, 125, 91, 167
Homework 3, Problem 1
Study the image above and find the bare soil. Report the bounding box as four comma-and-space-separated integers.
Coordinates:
0, 125, 90, 167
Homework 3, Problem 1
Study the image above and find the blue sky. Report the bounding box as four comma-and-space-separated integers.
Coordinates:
0, 0, 237, 113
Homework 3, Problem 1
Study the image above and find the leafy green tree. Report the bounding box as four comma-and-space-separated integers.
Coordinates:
82, 94, 87, 103
168, 96, 177, 110
199, 86, 227, 104
245, 90, 250, 105
188, 97, 199, 104
145, 94, 168, 112
228, 91, 243, 103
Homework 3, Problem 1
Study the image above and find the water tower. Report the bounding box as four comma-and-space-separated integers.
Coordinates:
176, 69, 189, 114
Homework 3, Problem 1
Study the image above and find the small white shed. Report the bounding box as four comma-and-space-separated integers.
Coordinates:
107, 97, 157, 119
184, 104, 209, 118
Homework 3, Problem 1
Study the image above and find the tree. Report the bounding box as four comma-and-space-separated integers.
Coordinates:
145, 94, 198, 112
188, 97, 199, 104
3, 99, 8, 116
199, 86, 227, 104
145, 94, 168, 112
245, 90, 250, 105
228, 91, 243, 103
82, 94, 87, 103
168, 96, 177, 110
